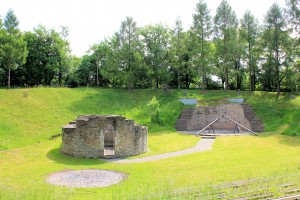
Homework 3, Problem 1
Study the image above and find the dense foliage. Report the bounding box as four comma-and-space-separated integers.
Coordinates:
0, 0, 299, 95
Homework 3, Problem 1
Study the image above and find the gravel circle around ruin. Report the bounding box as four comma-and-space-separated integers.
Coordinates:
46, 169, 126, 188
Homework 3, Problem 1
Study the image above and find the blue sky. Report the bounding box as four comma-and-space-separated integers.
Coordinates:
0, 0, 286, 56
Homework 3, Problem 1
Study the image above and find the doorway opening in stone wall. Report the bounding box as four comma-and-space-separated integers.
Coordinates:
104, 125, 115, 157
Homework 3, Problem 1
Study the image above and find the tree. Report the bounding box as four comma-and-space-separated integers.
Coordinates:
104, 34, 124, 88
22, 25, 70, 86
0, 9, 27, 89
191, 0, 213, 90
141, 24, 171, 89
286, 0, 300, 37
21, 32, 43, 86
76, 55, 94, 86
115, 17, 143, 89
240, 10, 259, 92
90, 40, 111, 87
64, 55, 81, 87
3, 9, 19, 35
262, 3, 290, 96
169, 17, 185, 89
286, 0, 300, 92
214, 0, 238, 90
0, 15, 3, 28
56, 26, 71, 87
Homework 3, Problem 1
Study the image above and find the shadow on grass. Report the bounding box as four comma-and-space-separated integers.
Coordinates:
257, 132, 300, 147
46, 148, 105, 165
66, 88, 184, 132
66, 88, 159, 126
278, 135, 300, 147
246, 92, 300, 137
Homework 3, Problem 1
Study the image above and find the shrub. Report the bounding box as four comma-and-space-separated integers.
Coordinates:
147, 96, 161, 124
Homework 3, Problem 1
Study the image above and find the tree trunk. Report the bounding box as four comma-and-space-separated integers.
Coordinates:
58, 71, 62, 87
276, 65, 280, 96
224, 66, 228, 90
201, 27, 205, 91
237, 74, 242, 90
185, 72, 189, 89
44, 70, 48, 86
96, 58, 99, 87
275, 26, 280, 97
249, 42, 252, 93
178, 69, 181, 89
251, 73, 255, 91
201, 70, 206, 91
8, 65, 11, 90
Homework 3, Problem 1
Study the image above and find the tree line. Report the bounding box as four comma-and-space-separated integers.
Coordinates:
0, 0, 299, 96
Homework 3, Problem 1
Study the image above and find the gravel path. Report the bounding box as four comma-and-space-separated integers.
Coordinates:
103, 138, 215, 164
46, 169, 126, 188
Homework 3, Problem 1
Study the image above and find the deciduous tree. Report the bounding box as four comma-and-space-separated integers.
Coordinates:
0, 9, 27, 89
22, 25, 70, 86
141, 24, 171, 89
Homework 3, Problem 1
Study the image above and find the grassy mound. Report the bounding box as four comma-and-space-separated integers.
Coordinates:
0, 88, 299, 150
0, 88, 184, 149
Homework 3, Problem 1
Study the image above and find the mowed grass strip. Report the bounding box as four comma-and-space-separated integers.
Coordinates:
0, 134, 299, 199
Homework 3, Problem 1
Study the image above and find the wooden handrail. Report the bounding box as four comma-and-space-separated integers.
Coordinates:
223, 116, 258, 136
196, 118, 219, 136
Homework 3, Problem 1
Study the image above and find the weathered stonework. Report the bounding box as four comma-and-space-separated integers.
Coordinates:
61, 115, 148, 158
176, 104, 264, 132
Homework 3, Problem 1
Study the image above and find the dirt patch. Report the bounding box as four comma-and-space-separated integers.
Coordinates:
46, 169, 126, 188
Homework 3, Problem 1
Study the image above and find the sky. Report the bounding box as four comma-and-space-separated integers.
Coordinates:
0, 0, 286, 57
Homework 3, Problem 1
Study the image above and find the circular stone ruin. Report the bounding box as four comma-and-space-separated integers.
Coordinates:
61, 115, 148, 158
46, 169, 126, 188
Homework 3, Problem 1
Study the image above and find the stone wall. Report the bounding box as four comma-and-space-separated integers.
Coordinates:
176, 104, 263, 132
61, 115, 147, 158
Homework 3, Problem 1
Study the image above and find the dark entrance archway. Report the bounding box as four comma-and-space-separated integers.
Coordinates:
104, 124, 115, 156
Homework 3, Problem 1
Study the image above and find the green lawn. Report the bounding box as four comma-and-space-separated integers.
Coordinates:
0, 88, 299, 199
0, 133, 299, 199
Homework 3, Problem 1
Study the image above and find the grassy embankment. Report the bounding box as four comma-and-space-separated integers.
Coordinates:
0, 88, 299, 199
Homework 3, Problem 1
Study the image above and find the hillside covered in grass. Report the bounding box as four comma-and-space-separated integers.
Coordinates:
0, 88, 299, 199
0, 88, 299, 150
